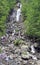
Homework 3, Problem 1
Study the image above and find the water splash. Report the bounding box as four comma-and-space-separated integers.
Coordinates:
31, 45, 35, 54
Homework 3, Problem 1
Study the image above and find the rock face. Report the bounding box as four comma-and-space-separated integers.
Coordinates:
0, 2, 40, 65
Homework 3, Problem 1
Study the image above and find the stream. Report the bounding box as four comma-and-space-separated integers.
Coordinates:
0, 2, 40, 65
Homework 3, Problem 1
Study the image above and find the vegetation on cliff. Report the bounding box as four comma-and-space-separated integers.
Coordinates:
21, 0, 40, 39
0, 0, 16, 36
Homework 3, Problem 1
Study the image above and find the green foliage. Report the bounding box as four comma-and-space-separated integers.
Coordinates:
14, 39, 25, 46
0, 0, 16, 36
0, 48, 2, 53
21, 0, 40, 37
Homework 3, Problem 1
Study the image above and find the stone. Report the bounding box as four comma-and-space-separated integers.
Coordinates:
27, 60, 37, 65
0, 63, 5, 65
21, 54, 30, 60
0, 53, 7, 59
8, 44, 14, 48
18, 56, 22, 62
12, 54, 18, 58
37, 60, 40, 65
21, 45, 30, 60
32, 55, 37, 60
20, 36, 25, 40
28, 53, 37, 60
9, 35, 15, 41
3, 47, 9, 52
14, 48, 21, 54
5, 56, 9, 61
9, 54, 13, 60
12, 32, 14, 36
21, 45, 28, 51
22, 60, 27, 65
2, 47, 5, 50
34, 43, 38, 48
36, 53, 40, 59
21, 45, 28, 50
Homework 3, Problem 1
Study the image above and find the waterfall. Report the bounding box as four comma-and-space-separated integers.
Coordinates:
16, 3, 22, 22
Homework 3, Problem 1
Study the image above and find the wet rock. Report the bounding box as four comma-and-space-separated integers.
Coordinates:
0, 63, 5, 65
12, 54, 18, 58
18, 56, 22, 62
17, 61, 21, 65
5, 56, 9, 61
21, 32, 24, 36
8, 44, 14, 48
37, 60, 40, 65
9, 35, 15, 41
6, 29, 12, 34
21, 45, 30, 60
0, 53, 7, 59
34, 43, 38, 48
1, 47, 5, 50
9, 54, 14, 60
31, 55, 37, 60
22, 60, 27, 65
14, 57, 21, 65
28, 60, 37, 65
34, 43, 40, 53
14, 32, 19, 36
36, 53, 40, 59
3, 47, 9, 52
1, 36, 9, 46
21, 45, 37, 60
20, 36, 25, 40
21, 45, 29, 51
11, 46, 17, 51
14, 48, 21, 55
21, 52, 30, 60
1, 47, 6, 53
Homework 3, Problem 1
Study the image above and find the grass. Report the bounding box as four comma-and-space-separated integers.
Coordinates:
0, 48, 2, 53
14, 39, 25, 46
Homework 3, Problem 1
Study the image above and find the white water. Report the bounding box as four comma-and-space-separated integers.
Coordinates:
16, 8, 21, 22
16, 3, 22, 22
31, 45, 35, 54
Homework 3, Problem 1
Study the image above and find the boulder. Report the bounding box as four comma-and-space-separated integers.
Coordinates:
21, 53, 30, 60
37, 60, 40, 65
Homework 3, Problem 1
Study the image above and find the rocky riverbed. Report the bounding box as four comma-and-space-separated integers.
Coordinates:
0, 2, 40, 65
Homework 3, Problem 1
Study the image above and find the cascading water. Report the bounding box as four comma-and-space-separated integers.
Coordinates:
16, 3, 22, 22
31, 45, 35, 54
